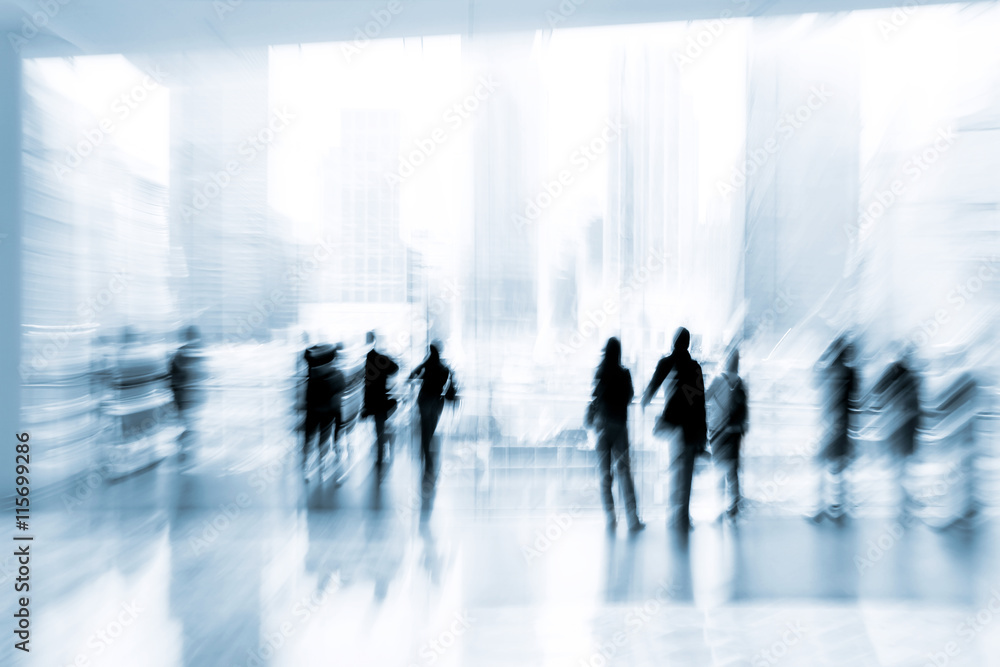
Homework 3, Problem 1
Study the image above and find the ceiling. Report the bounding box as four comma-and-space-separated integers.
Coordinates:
0, 0, 985, 57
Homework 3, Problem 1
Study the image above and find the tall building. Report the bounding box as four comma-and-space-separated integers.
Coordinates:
168, 47, 293, 342
464, 34, 541, 345
322, 109, 405, 304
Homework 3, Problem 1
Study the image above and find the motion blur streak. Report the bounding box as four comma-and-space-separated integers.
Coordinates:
3, 3, 1000, 666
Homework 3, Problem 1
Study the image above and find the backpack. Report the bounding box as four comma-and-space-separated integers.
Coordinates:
709, 373, 748, 437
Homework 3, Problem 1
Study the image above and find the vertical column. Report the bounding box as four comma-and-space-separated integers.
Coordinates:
0, 46, 22, 449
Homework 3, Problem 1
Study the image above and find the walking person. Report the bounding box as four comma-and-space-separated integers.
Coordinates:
870, 343, 920, 516
408, 340, 455, 515
362, 331, 400, 479
588, 337, 644, 533
170, 325, 206, 461
641, 327, 707, 530
706, 349, 749, 520
302, 343, 341, 480
813, 335, 858, 521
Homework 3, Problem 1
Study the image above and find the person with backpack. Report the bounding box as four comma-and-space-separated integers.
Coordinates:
589, 337, 644, 532
706, 349, 748, 520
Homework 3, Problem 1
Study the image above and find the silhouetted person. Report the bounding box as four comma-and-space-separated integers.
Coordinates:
706, 349, 748, 520
641, 327, 707, 529
871, 345, 921, 515
814, 336, 858, 520
363, 331, 400, 478
408, 340, 454, 515
170, 325, 205, 458
591, 337, 644, 532
330, 342, 351, 463
296, 332, 311, 456
303, 343, 343, 479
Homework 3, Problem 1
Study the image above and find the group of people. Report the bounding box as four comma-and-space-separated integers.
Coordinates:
298, 331, 458, 512
169, 322, 938, 527
587, 327, 749, 532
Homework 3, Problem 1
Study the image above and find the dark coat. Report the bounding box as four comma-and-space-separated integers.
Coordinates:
305, 345, 345, 414
410, 353, 451, 405
643, 350, 707, 446
819, 356, 857, 461
363, 348, 399, 417
593, 364, 634, 425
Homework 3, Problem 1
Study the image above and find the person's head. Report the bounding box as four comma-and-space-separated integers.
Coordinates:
183, 325, 200, 344
366, 330, 376, 346
726, 349, 740, 374
429, 339, 443, 360
673, 327, 690, 353
602, 337, 622, 366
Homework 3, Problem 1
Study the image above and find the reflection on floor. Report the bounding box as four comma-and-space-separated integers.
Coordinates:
14, 433, 1000, 667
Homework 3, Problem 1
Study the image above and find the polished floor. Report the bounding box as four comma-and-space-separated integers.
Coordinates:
9, 411, 1000, 667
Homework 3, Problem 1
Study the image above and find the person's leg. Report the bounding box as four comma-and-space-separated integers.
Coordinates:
332, 409, 345, 459
826, 456, 847, 517
318, 413, 334, 471
669, 430, 691, 527
679, 444, 696, 526
611, 425, 641, 528
302, 410, 318, 470
419, 402, 439, 507
375, 413, 387, 470
596, 428, 615, 523
729, 456, 741, 515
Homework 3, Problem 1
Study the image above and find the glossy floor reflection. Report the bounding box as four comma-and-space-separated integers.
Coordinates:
15, 431, 1000, 667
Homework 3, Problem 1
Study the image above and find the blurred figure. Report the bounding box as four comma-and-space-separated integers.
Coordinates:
363, 331, 400, 478
813, 335, 858, 521
302, 342, 342, 479
408, 340, 454, 516
330, 342, 351, 463
870, 344, 921, 515
706, 349, 749, 520
170, 325, 206, 458
295, 332, 311, 450
590, 337, 644, 532
642, 327, 707, 530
